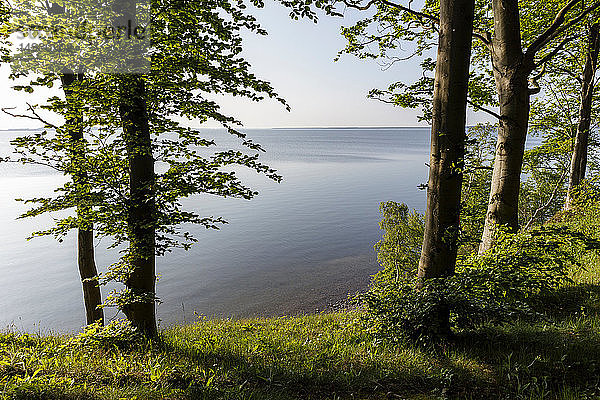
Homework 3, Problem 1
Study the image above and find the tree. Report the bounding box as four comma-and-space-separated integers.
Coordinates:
513, 14, 600, 226
61, 70, 104, 325
3, 0, 286, 337
3, 76, 107, 326
477, 0, 600, 252
330, 0, 600, 252
111, 0, 157, 336
415, 0, 474, 332
3, 72, 106, 326
326, 0, 474, 330
565, 22, 600, 209
51, 0, 104, 325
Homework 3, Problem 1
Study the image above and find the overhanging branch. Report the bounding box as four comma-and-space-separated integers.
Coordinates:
2, 103, 59, 129
340, 0, 491, 45
467, 99, 502, 120
526, 0, 600, 58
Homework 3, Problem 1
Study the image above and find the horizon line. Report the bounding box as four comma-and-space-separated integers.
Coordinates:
0, 124, 501, 131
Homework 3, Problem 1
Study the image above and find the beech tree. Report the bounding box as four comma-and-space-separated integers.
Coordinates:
4, 70, 105, 325
517, 16, 600, 226
416, 0, 474, 331
4, 0, 285, 336
416, 0, 474, 277
53, 2, 104, 325
473, 0, 600, 252
565, 22, 600, 209
312, 0, 475, 330
61, 71, 104, 325
335, 0, 600, 252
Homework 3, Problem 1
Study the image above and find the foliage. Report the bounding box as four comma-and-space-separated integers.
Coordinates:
552, 177, 600, 238
5, 0, 285, 249
460, 123, 496, 249
2, 0, 288, 315
363, 201, 600, 342
372, 201, 424, 284
520, 75, 600, 228
337, 0, 497, 123
517, 9, 600, 228
72, 320, 143, 349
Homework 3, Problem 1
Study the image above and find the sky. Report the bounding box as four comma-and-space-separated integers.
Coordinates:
0, 2, 493, 129
210, 3, 428, 128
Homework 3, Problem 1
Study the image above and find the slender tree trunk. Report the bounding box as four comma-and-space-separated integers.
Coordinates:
565, 23, 600, 209
61, 72, 104, 325
111, 0, 157, 337
478, 0, 533, 254
119, 75, 157, 337
78, 226, 103, 324
417, 0, 474, 332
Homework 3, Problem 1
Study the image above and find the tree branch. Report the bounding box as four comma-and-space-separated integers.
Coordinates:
523, 168, 568, 230
340, 0, 491, 45
2, 103, 59, 129
1, 157, 62, 172
534, 35, 575, 68
526, 0, 600, 58
467, 99, 503, 120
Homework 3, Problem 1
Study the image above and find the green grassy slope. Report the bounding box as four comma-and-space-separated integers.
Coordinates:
1, 267, 599, 400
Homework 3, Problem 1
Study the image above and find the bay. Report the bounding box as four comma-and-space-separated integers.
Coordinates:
0, 127, 430, 332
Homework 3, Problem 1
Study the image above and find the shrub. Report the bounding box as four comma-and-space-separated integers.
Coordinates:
362, 203, 600, 343
554, 177, 600, 239
72, 319, 143, 349
372, 201, 424, 284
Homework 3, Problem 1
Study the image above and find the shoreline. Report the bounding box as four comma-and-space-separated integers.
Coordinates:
158, 253, 378, 327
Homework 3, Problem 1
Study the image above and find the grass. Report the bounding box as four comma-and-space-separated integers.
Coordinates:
1, 283, 600, 400
1, 254, 599, 399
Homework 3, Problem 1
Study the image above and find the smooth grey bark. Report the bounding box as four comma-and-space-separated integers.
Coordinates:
119, 75, 157, 337
478, 0, 533, 254
61, 72, 104, 325
417, 0, 474, 331
78, 225, 104, 324
111, 0, 157, 337
565, 23, 600, 209
478, 0, 599, 252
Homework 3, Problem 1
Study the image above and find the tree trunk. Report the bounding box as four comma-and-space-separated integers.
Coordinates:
61, 72, 104, 325
416, 0, 474, 332
565, 23, 600, 209
478, 0, 533, 254
119, 75, 157, 337
78, 227, 103, 324
111, 0, 157, 337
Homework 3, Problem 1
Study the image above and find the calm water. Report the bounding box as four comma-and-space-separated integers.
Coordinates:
0, 127, 430, 332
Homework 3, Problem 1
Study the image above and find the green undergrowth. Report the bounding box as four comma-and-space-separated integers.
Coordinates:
3, 197, 600, 400
1, 267, 600, 400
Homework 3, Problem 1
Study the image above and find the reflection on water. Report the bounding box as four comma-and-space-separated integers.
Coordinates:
0, 127, 430, 332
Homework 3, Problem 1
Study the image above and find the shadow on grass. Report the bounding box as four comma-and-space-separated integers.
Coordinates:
7, 385, 101, 400
8, 284, 599, 399
152, 282, 600, 399
167, 283, 600, 399
158, 329, 495, 399
532, 283, 600, 318
450, 283, 600, 398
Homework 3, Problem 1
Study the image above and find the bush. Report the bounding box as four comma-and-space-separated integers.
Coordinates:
362, 204, 600, 343
372, 201, 424, 284
554, 177, 600, 238
72, 319, 143, 349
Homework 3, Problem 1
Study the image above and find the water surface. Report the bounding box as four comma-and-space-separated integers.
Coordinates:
0, 127, 430, 332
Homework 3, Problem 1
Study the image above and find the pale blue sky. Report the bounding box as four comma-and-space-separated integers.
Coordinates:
0, 1, 491, 128
214, 1, 492, 128
213, 2, 431, 128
